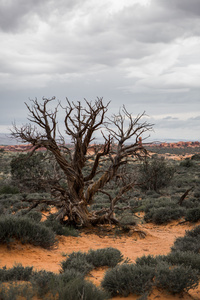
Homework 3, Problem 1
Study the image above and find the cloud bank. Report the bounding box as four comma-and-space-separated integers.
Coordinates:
0, 0, 199, 141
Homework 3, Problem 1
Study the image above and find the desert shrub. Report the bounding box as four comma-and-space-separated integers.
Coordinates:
180, 158, 194, 168
31, 270, 57, 298
194, 190, 200, 198
0, 282, 33, 300
135, 255, 162, 267
0, 185, 19, 194
59, 269, 83, 284
185, 207, 200, 222
15, 209, 42, 222
59, 277, 109, 300
26, 210, 42, 222
191, 154, 200, 160
181, 198, 200, 209
38, 202, 51, 212
87, 247, 123, 268
44, 215, 78, 236
139, 157, 175, 192
10, 152, 48, 192
171, 235, 200, 253
164, 251, 200, 273
61, 251, 93, 275
61, 248, 123, 276
155, 262, 199, 293
144, 207, 185, 224
119, 214, 137, 226
186, 225, 200, 237
0, 264, 33, 282
0, 216, 55, 248
143, 197, 177, 213
171, 225, 200, 254
101, 264, 155, 297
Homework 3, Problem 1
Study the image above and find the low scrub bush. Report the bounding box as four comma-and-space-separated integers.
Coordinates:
144, 207, 185, 224
164, 251, 200, 273
61, 248, 123, 275
0, 185, 19, 195
0, 216, 55, 248
0, 282, 33, 300
0, 264, 33, 282
135, 255, 162, 267
171, 225, 200, 253
171, 236, 200, 254
155, 262, 199, 294
15, 210, 42, 222
31, 270, 57, 298
180, 159, 194, 168
119, 214, 137, 226
139, 157, 175, 192
59, 269, 84, 284
61, 251, 93, 275
87, 247, 123, 268
44, 215, 78, 236
186, 225, 200, 237
59, 277, 110, 300
143, 197, 177, 213
101, 264, 155, 297
185, 207, 200, 222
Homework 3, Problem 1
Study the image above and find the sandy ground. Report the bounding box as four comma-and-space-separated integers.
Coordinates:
0, 221, 200, 299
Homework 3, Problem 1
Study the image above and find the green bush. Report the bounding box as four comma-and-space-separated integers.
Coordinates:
139, 157, 175, 192
180, 159, 194, 168
155, 263, 199, 293
44, 215, 78, 236
61, 251, 93, 275
0, 216, 55, 248
0, 264, 33, 282
59, 277, 110, 300
186, 225, 200, 237
144, 207, 185, 224
101, 264, 155, 297
171, 225, 200, 253
0, 185, 19, 195
87, 247, 123, 268
164, 251, 200, 273
59, 269, 84, 284
171, 235, 200, 254
143, 197, 177, 213
191, 154, 200, 161
135, 255, 162, 267
185, 207, 200, 222
0, 282, 33, 300
31, 270, 57, 298
14, 210, 43, 222
61, 248, 123, 275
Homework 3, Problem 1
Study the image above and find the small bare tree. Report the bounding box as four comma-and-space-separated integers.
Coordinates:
12, 97, 152, 227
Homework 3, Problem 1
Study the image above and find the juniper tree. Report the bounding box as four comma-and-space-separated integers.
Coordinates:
12, 97, 152, 227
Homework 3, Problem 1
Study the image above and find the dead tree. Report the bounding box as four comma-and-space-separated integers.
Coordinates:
12, 97, 153, 227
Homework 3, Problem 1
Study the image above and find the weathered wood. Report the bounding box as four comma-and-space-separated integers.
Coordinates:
12, 97, 153, 227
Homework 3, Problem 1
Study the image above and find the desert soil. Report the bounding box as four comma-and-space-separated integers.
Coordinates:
0, 221, 200, 300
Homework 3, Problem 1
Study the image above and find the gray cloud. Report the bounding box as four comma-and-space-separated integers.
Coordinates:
0, 0, 200, 142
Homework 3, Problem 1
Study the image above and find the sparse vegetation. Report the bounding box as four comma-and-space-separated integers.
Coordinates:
155, 263, 199, 294
0, 216, 55, 248
61, 247, 124, 275
0, 128, 200, 299
101, 263, 155, 296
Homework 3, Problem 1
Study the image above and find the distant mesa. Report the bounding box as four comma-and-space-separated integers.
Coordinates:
0, 141, 200, 152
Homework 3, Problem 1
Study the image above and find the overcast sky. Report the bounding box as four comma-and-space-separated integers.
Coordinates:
0, 0, 200, 143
